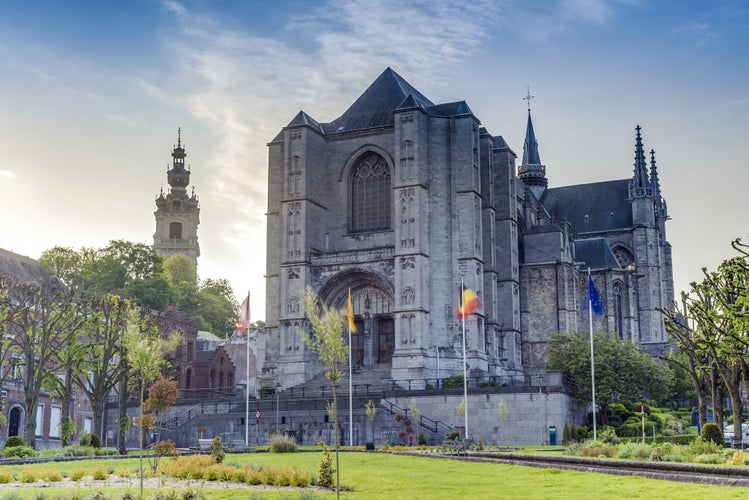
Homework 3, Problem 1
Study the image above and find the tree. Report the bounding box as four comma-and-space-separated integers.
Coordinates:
685, 250, 749, 446
143, 377, 180, 471
298, 287, 348, 498
122, 307, 181, 498
74, 294, 134, 442
547, 331, 669, 426
5, 276, 87, 449
163, 254, 197, 284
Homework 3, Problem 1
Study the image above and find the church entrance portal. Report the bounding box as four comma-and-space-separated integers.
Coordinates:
8, 407, 21, 437
377, 318, 394, 364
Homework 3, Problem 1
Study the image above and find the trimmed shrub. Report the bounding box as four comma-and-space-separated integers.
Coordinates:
317, 441, 335, 488
701, 422, 722, 447
20, 468, 38, 483
269, 433, 298, 453
3, 436, 25, 448
42, 469, 63, 482
90, 433, 102, 449
210, 436, 225, 464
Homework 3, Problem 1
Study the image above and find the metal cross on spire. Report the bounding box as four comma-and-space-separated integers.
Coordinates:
523, 86, 535, 112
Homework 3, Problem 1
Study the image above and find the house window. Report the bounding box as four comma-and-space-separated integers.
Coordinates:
187, 341, 194, 361
50, 406, 61, 438
169, 222, 182, 239
350, 152, 391, 232
172, 200, 181, 211
36, 404, 44, 437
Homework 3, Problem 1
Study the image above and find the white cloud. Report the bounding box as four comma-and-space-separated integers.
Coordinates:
0, 170, 16, 179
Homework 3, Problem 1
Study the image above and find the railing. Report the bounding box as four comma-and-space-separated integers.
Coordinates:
379, 398, 453, 437
160, 401, 236, 430
385, 374, 528, 392
285, 384, 373, 398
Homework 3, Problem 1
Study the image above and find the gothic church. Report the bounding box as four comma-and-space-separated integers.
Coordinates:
264, 68, 673, 390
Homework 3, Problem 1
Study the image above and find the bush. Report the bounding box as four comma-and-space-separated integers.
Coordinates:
79, 432, 92, 447
2, 446, 39, 458
42, 469, 63, 482
442, 375, 465, 389
210, 436, 225, 464
693, 453, 724, 464
20, 468, 38, 483
701, 422, 722, 447
70, 468, 87, 481
92, 464, 109, 480
317, 441, 335, 488
685, 436, 723, 461
579, 440, 617, 458
90, 433, 102, 449
269, 433, 298, 453
3, 436, 25, 448
0, 470, 13, 483
617, 442, 652, 460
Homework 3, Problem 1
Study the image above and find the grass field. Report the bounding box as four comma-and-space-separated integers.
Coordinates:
1, 450, 748, 499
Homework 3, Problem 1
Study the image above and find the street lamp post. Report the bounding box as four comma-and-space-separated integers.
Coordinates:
537, 374, 544, 445
275, 383, 281, 432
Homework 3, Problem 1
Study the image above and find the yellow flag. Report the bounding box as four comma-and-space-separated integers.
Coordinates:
347, 289, 356, 333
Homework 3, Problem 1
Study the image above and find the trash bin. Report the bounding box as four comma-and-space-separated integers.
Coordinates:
549, 425, 557, 446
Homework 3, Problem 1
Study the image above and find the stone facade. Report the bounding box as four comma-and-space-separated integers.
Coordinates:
263, 68, 673, 390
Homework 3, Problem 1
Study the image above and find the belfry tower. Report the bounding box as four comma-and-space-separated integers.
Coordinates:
153, 128, 200, 267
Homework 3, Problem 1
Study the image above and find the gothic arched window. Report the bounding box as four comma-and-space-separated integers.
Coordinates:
350, 152, 391, 232
612, 245, 635, 270
613, 281, 624, 338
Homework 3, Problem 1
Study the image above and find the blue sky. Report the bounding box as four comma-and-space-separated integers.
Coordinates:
1, 0, 747, 319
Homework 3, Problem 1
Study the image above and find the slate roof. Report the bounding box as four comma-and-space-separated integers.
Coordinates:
574, 238, 622, 270
277, 68, 482, 139
541, 179, 632, 235
0, 248, 50, 282
321, 67, 434, 134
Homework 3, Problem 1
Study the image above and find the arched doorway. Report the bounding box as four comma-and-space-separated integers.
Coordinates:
318, 270, 395, 366
8, 407, 22, 437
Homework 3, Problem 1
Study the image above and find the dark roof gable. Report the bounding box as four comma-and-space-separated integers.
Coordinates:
541, 179, 632, 235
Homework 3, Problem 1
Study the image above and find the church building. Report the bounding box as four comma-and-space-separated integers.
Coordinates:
263, 68, 673, 390
154, 128, 201, 267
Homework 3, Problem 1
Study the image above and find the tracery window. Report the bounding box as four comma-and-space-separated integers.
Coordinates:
350, 152, 391, 232
612, 245, 634, 270
613, 281, 624, 338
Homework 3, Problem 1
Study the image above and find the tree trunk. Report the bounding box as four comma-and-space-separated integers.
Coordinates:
60, 368, 74, 446
118, 376, 128, 452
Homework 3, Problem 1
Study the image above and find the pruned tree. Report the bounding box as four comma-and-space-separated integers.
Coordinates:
298, 287, 348, 498
75, 293, 134, 442
5, 276, 87, 449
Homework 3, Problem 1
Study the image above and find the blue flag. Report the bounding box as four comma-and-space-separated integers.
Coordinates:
587, 275, 604, 316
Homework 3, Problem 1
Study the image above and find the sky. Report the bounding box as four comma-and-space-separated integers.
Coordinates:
0, 0, 747, 320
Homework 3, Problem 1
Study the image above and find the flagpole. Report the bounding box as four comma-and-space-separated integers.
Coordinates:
245, 291, 251, 448
461, 278, 469, 442
348, 288, 353, 447
588, 269, 597, 441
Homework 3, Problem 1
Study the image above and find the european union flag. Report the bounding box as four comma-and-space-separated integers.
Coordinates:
587, 275, 605, 316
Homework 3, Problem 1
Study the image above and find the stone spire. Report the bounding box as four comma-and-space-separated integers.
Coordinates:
518, 96, 548, 198
650, 149, 668, 221
630, 125, 651, 197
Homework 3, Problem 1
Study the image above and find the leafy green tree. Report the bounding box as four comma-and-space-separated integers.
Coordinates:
192, 279, 238, 338
5, 276, 88, 449
75, 294, 134, 441
298, 287, 348, 498
122, 307, 181, 498
547, 331, 669, 426
163, 254, 197, 284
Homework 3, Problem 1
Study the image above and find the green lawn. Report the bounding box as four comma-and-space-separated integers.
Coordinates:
1, 451, 748, 499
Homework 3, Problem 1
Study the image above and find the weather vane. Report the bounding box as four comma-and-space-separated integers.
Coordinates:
523, 86, 535, 112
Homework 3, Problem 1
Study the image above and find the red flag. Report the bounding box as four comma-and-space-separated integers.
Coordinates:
237, 292, 250, 333
458, 288, 481, 319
